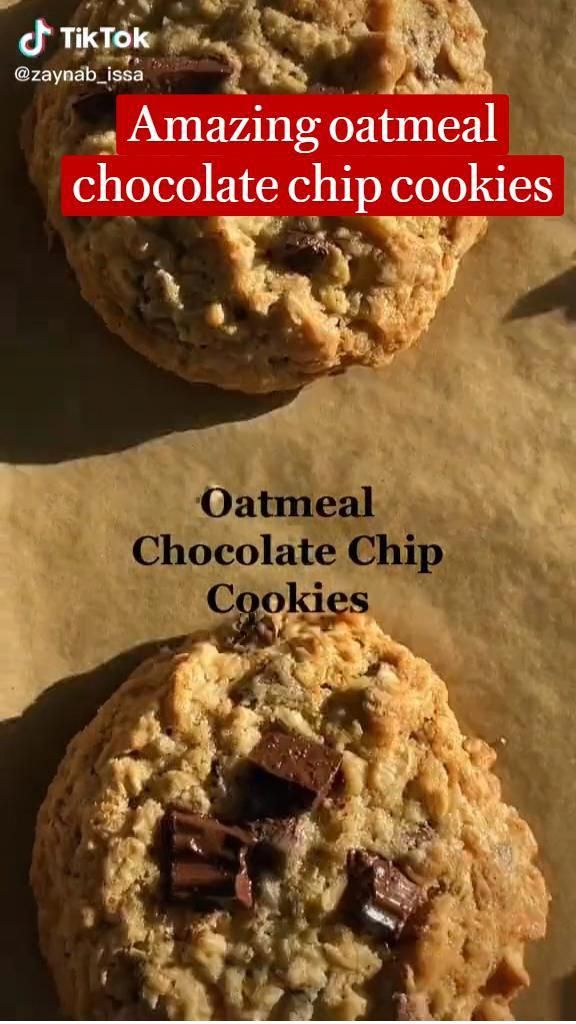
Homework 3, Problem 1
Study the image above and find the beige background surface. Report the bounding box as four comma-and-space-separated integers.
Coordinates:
1, 0, 575, 1018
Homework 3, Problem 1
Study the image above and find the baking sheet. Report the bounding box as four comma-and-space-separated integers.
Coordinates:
1, 0, 575, 1017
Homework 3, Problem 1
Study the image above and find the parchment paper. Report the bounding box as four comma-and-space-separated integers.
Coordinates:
1, 0, 575, 1018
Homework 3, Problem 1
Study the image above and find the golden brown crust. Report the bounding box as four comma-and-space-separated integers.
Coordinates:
25, 0, 491, 392
32, 613, 548, 1020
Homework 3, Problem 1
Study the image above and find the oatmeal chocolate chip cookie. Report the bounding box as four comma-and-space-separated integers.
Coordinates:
23, 0, 491, 393
32, 613, 548, 1020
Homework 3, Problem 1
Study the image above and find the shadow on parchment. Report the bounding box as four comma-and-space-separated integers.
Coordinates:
560, 970, 576, 1019
507, 268, 576, 324
0, 635, 184, 1021
0, 0, 294, 466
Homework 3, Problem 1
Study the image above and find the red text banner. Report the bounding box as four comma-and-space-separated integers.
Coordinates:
115, 94, 510, 156
61, 154, 564, 217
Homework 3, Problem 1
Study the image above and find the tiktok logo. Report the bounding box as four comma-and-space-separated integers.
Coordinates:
18, 18, 55, 58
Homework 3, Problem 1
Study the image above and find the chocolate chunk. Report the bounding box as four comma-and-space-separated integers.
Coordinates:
248, 730, 342, 813
239, 768, 309, 821
308, 84, 346, 94
73, 54, 233, 123
133, 54, 233, 94
170, 859, 236, 902
165, 809, 253, 862
346, 851, 422, 942
170, 857, 252, 908
276, 232, 332, 275
162, 807, 253, 908
73, 88, 117, 123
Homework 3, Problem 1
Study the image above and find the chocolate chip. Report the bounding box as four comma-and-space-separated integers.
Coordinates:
73, 88, 117, 123
229, 612, 279, 650
133, 54, 234, 94
73, 54, 233, 124
170, 859, 236, 901
162, 808, 253, 908
345, 851, 422, 942
308, 84, 346, 94
275, 232, 332, 275
248, 730, 342, 814
166, 809, 252, 860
